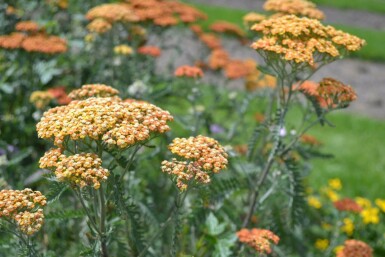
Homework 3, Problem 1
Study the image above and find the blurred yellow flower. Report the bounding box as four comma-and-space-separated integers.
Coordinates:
341, 218, 354, 236
114, 44, 133, 55
323, 187, 339, 202
355, 197, 372, 209
375, 199, 385, 212
328, 178, 342, 190
361, 207, 380, 224
321, 222, 332, 230
334, 245, 344, 254
84, 34, 95, 43
308, 196, 322, 209
315, 239, 329, 251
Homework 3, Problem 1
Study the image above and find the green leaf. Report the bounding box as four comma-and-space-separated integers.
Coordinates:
213, 234, 237, 257
206, 213, 226, 236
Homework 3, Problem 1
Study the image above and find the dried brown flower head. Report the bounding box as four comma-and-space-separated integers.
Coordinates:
337, 240, 373, 257
68, 84, 119, 100
0, 189, 46, 235
161, 136, 228, 190
174, 65, 204, 78
264, 0, 325, 20
317, 77, 357, 108
251, 15, 365, 66
237, 228, 280, 254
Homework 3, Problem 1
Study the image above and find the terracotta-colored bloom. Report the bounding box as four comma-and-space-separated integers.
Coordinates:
37, 85, 173, 148
317, 77, 357, 108
251, 15, 365, 66
68, 84, 119, 100
87, 18, 112, 34
237, 228, 280, 254
47, 86, 71, 105
337, 240, 373, 257
334, 198, 363, 213
243, 12, 266, 28
190, 24, 203, 36
208, 48, 230, 70
161, 136, 228, 190
0, 33, 26, 49
86, 3, 139, 23
153, 16, 178, 27
137, 45, 161, 57
174, 65, 203, 78
210, 21, 245, 38
0, 189, 46, 235
21, 34, 68, 54
199, 33, 222, 50
264, 0, 325, 20
300, 134, 321, 146
40, 149, 109, 189
15, 21, 40, 33
225, 59, 256, 79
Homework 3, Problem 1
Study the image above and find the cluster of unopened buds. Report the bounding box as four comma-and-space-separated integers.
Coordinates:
161, 135, 228, 190
0, 189, 46, 235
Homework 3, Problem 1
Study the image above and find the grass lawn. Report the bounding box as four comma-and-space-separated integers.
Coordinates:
190, 2, 385, 62
312, 0, 385, 14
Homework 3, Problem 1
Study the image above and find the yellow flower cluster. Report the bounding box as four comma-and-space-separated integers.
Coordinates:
341, 218, 354, 236
0, 189, 46, 235
243, 12, 266, 28
161, 136, 228, 190
40, 149, 109, 189
68, 84, 119, 100
251, 15, 365, 66
114, 44, 133, 55
37, 86, 173, 148
30, 91, 54, 109
307, 196, 322, 209
264, 0, 325, 20
315, 238, 329, 251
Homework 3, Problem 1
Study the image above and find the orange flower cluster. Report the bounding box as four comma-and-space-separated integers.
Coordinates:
251, 15, 365, 66
225, 59, 256, 80
127, 0, 207, 24
86, 3, 139, 23
174, 65, 204, 78
334, 198, 363, 213
199, 33, 222, 50
21, 34, 67, 54
300, 134, 321, 146
0, 33, 26, 49
15, 21, 40, 33
37, 86, 173, 148
138, 45, 161, 57
47, 86, 71, 105
245, 70, 277, 90
30, 91, 54, 109
264, 0, 325, 20
208, 49, 229, 70
87, 18, 113, 34
243, 12, 266, 28
68, 84, 119, 100
161, 136, 228, 190
337, 240, 373, 257
0, 189, 46, 235
297, 78, 356, 109
237, 228, 280, 254
210, 21, 245, 38
40, 149, 109, 189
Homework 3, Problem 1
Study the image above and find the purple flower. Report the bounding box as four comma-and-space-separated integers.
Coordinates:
210, 124, 225, 134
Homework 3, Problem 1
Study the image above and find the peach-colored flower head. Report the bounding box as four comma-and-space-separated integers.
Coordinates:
15, 21, 40, 33
161, 135, 228, 190
225, 59, 257, 80
86, 3, 139, 23
245, 70, 277, 91
174, 65, 204, 78
264, 0, 325, 20
153, 16, 178, 27
87, 18, 112, 34
199, 33, 222, 50
0, 189, 46, 235
40, 149, 109, 189
138, 45, 161, 57
208, 48, 230, 70
0, 33, 26, 49
243, 12, 266, 28
251, 15, 365, 67
21, 34, 68, 54
47, 86, 71, 105
68, 84, 119, 100
210, 21, 245, 38
337, 240, 373, 257
237, 228, 280, 254
334, 198, 363, 213
37, 86, 173, 148
190, 24, 204, 36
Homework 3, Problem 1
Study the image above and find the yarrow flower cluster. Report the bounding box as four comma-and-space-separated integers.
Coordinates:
243, 12, 266, 28
30, 91, 54, 109
87, 18, 113, 34
37, 84, 173, 148
209, 21, 245, 38
137, 45, 161, 57
15, 21, 40, 33
237, 228, 280, 254
224, 59, 256, 80
337, 240, 373, 257
68, 84, 119, 100
40, 149, 109, 189
161, 136, 228, 190
0, 189, 46, 235
251, 15, 365, 66
264, 0, 325, 20
86, 3, 139, 23
174, 65, 204, 78
333, 198, 363, 213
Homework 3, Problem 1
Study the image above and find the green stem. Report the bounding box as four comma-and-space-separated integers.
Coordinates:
98, 184, 108, 257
